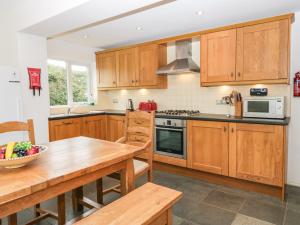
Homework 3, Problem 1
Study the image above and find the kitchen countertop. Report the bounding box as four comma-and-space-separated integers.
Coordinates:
49, 110, 290, 125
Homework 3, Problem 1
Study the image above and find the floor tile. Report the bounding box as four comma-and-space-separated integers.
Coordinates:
286, 191, 300, 213
240, 199, 285, 225
203, 190, 245, 212
284, 209, 300, 225
174, 201, 236, 225
232, 214, 275, 225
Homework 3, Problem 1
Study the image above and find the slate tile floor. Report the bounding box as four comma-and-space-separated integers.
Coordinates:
1, 170, 300, 225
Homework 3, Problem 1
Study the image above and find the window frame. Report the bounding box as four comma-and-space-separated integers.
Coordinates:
48, 58, 93, 107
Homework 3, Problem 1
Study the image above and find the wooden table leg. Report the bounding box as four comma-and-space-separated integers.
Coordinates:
96, 178, 104, 205
57, 194, 65, 225
8, 213, 17, 225
72, 187, 84, 213
121, 158, 135, 195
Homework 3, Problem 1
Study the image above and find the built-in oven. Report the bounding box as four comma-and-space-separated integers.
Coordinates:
154, 118, 186, 159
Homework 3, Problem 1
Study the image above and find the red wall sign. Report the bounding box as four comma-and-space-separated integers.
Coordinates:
27, 68, 41, 96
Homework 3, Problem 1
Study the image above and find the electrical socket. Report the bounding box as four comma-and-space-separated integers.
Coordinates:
216, 99, 227, 105
112, 98, 118, 104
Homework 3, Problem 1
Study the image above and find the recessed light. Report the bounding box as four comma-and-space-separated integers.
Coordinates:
196, 11, 203, 15
136, 26, 143, 31
83, 34, 89, 39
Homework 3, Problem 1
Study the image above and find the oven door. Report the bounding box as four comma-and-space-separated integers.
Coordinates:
154, 126, 186, 159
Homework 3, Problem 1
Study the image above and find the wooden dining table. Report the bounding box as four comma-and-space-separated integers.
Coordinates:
0, 136, 144, 225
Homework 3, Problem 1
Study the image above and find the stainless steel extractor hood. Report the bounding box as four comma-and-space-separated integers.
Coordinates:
156, 39, 200, 75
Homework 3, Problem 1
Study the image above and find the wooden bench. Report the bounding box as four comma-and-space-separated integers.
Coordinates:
73, 182, 182, 225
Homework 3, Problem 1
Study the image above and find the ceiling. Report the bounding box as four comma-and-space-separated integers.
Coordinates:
23, 0, 300, 49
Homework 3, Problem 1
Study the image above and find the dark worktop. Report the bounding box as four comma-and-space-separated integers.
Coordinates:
49, 110, 290, 125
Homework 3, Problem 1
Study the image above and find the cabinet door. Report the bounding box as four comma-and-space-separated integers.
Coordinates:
116, 48, 138, 87
49, 118, 81, 141
106, 116, 125, 142
187, 121, 229, 175
82, 115, 106, 140
229, 123, 284, 186
201, 29, 237, 83
138, 44, 167, 87
97, 52, 117, 88
236, 20, 289, 81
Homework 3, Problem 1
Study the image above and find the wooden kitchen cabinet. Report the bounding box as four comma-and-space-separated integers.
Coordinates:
187, 120, 229, 176
201, 19, 290, 86
201, 29, 237, 83
82, 115, 107, 140
106, 115, 125, 142
236, 19, 289, 82
116, 48, 138, 87
229, 123, 285, 187
138, 44, 167, 87
49, 118, 81, 141
97, 52, 117, 88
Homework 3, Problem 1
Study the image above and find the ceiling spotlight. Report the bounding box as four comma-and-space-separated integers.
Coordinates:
196, 11, 203, 15
83, 34, 89, 39
136, 27, 143, 31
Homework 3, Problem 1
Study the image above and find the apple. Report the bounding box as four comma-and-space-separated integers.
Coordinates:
27, 146, 39, 156
0, 147, 5, 159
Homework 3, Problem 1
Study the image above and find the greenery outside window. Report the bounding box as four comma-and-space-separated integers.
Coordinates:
48, 59, 92, 106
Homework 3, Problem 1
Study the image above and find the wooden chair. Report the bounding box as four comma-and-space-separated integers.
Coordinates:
98, 110, 155, 204
0, 119, 66, 225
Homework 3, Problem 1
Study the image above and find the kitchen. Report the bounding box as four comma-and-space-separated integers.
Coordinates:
1, 1, 300, 225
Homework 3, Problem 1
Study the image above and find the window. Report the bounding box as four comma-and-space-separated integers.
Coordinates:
48, 59, 92, 106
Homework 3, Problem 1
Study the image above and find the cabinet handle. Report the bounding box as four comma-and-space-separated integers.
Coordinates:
231, 72, 234, 77
231, 128, 234, 133
113, 81, 116, 84
63, 121, 73, 125
135, 80, 138, 83
132, 80, 134, 83
224, 127, 227, 132
238, 72, 241, 77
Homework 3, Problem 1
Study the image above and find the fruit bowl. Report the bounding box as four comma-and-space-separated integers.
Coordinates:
0, 145, 48, 169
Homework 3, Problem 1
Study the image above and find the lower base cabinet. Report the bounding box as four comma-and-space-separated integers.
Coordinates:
106, 115, 125, 142
82, 115, 107, 140
187, 120, 286, 187
229, 123, 285, 187
49, 118, 81, 141
187, 120, 229, 176
49, 115, 125, 142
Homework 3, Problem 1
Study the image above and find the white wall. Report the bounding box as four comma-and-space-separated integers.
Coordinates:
17, 33, 50, 144
288, 11, 300, 186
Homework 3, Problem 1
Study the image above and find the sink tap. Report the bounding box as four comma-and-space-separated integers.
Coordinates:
67, 108, 71, 115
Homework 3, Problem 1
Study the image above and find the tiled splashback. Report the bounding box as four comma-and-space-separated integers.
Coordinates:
97, 41, 291, 115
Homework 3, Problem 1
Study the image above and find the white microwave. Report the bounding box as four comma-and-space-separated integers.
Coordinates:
243, 97, 286, 119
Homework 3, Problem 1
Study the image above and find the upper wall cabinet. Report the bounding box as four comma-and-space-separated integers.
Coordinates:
138, 44, 167, 87
116, 48, 138, 87
97, 52, 117, 88
236, 20, 289, 82
200, 19, 290, 86
201, 29, 237, 83
96, 44, 167, 90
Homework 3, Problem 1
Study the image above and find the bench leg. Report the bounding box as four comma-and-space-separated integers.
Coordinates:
96, 178, 104, 205
8, 214, 17, 225
167, 209, 173, 225
34, 203, 41, 217
147, 169, 153, 182
57, 194, 66, 225
72, 187, 84, 213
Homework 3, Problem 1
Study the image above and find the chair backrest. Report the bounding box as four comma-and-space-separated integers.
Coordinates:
0, 119, 35, 144
123, 110, 155, 161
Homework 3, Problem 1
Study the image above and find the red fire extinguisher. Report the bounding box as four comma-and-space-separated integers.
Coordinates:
294, 72, 300, 97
